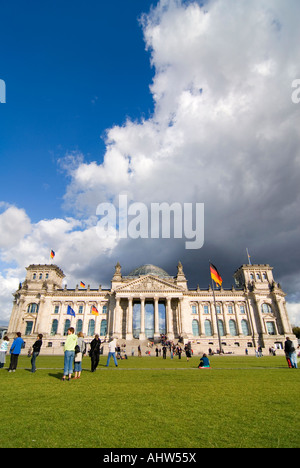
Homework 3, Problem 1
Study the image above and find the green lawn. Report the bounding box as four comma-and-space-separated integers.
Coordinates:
0, 355, 299, 448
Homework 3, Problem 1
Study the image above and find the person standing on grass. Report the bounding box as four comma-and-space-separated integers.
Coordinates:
30, 334, 43, 373
74, 332, 86, 379
62, 327, 77, 381
8, 332, 24, 373
185, 344, 191, 362
0, 336, 9, 369
90, 334, 101, 372
106, 337, 118, 368
284, 337, 298, 369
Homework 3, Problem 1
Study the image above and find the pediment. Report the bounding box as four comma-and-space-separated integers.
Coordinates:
116, 275, 183, 294
23, 313, 37, 320
263, 313, 275, 319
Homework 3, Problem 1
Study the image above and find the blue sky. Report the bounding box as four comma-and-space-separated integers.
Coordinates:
0, 0, 300, 326
0, 0, 156, 222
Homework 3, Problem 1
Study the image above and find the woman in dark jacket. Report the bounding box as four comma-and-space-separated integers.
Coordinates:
31, 334, 43, 373
90, 334, 101, 372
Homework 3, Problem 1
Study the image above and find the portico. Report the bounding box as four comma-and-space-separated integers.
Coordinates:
113, 292, 183, 341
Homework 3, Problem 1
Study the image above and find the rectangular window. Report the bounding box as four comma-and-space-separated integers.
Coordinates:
25, 321, 33, 335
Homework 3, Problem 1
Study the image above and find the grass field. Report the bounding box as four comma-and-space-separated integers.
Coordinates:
0, 354, 299, 448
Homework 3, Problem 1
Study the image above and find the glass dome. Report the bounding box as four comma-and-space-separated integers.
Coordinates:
128, 264, 171, 278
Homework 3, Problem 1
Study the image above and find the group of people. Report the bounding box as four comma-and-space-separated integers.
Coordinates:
0, 332, 43, 373
62, 328, 119, 381
1, 331, 298, 375
0, 329, 119, 378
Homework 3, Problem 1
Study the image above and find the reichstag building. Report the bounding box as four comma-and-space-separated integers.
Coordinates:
7, 261, 295, 355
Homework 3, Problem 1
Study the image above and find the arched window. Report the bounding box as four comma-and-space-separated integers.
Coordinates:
76, 319, 83, 334
218, 319, 225, 336
100, 319, 108, 336
27, 303, 39, 314
64, 319, 71, 336
229, 319, 238, 336
241, 319, 250, 336
88, 319, 95, 336
51, 319, 58, 336
192, 319, 199, 337
204, 319, 212, 336
262, 303, 272, 314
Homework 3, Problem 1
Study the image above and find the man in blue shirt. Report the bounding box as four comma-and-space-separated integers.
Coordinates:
8, 332, 24, 372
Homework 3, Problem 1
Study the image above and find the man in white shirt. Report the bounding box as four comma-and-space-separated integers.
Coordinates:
106, 337, 118, 367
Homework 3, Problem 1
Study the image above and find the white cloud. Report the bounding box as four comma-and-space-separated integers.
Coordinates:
286, 303, 300, 328
0, 205, 31, 249
0, 205, 118, 322
0, 270, 21, 323
1, 0, 300, 326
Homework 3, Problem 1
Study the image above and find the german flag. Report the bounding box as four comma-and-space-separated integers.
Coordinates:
80, 281, 86, 288
50, 250, 55, 260
91, 305, 99, 316
210, 262, 223, 286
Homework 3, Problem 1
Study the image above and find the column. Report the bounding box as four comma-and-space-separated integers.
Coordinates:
114, 297, 122, 338
94, 303, 100, 336
140, 296, 146, 340
281, 300, 293, 334
211, 301, 218, 338
177, 298, 183, 336
126, 297, 133, 340
33, 298, 44, 334
82, 304, 89, 337
197, 301, 202, 336
57, 304, 67, 336
233, 302, 241, 335
166, 297, 174, 340
154, 296, 160, 340
221, 303, 227, 336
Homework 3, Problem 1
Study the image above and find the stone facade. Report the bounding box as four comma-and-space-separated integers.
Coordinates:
7, 261, 295, 355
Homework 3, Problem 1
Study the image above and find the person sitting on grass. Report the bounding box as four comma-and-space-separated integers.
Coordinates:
198, 353, 210, 369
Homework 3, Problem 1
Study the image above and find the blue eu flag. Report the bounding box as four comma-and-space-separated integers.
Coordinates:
67, 305, 75, 317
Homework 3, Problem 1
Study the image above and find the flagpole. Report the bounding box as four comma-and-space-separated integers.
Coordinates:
246, 248, 252, 265
209, 261, 223, 355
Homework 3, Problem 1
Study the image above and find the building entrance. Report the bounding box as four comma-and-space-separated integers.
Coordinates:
132, 299, 166, 339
